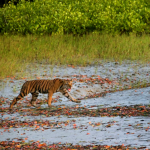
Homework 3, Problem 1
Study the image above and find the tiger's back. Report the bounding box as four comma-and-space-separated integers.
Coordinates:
20, 79, 62, 95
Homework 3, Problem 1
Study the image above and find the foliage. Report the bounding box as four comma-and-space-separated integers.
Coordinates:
0, 0, 150, 34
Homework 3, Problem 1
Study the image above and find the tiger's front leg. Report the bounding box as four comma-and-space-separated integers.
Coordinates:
62, 90, 81, 103
47, 91, 53, 108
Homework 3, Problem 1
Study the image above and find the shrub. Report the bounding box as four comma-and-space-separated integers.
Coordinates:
0, 0, 150, 35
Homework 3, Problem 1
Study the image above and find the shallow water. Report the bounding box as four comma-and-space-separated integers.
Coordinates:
0, 61, 150, 148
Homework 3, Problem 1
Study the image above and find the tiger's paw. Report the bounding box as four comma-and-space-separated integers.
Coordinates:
9, 105, 14, 111
9, 107, 15, 113
30, 102, 38, 107
74, 100, 81, 103
9, 108, 13, 111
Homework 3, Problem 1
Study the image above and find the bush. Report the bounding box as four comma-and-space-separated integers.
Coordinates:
0, 0, 150, 35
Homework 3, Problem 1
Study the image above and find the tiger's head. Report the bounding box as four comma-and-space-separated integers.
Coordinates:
61, 79, 73, 92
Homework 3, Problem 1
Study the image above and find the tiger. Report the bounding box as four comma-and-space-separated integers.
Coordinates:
9, 78, 81, 110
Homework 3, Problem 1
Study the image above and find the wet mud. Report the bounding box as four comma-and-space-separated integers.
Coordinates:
0, 61, 150, 149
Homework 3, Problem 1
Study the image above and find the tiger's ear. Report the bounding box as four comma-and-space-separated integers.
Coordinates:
68, 79, 73, 83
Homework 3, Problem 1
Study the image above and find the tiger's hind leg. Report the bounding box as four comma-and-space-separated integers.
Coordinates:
30, 92, 39, 107
9, 94, 23, 110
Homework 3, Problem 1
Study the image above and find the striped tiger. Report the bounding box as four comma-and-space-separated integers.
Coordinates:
9, 78, 81, 110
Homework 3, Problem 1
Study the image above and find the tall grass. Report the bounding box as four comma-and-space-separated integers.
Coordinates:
0, 33, 150, 78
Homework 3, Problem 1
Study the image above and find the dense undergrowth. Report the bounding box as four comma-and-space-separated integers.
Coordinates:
0, 0, 150, 35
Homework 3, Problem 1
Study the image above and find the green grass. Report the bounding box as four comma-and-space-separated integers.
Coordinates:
0, 33, 150, 78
